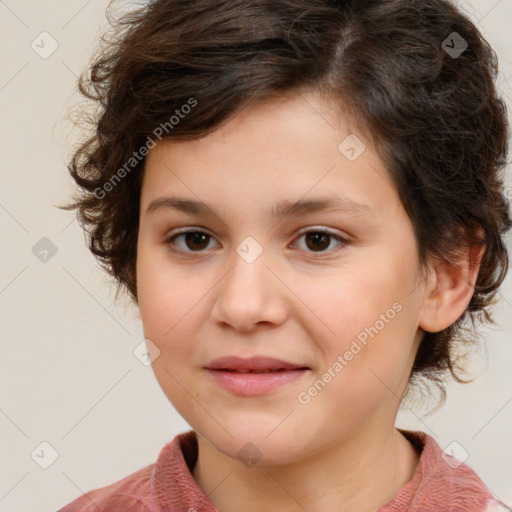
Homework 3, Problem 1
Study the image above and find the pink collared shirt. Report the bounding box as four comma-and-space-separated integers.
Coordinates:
58, 430, 510, 512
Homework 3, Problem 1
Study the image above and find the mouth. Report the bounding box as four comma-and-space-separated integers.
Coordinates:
205, 355, 309, 373
205, 356, 310, 395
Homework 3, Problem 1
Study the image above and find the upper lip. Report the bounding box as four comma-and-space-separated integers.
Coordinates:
205, 356, 309, 372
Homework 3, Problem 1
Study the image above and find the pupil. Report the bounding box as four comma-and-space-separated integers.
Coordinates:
186, 232, 209, 250
306, 232, 329, 251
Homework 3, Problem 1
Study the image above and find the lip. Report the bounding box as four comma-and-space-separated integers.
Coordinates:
205, 356, 310, 396
206, 355, 308, 372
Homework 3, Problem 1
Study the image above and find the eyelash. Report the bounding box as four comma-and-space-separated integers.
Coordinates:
164, 227, 350, 257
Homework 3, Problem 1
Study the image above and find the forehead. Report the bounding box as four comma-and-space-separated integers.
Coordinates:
141, 89, 400, 221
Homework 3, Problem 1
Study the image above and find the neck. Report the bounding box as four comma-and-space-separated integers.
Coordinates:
192, 425, 420, 512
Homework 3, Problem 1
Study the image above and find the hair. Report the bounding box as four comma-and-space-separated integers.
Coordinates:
61, 0, 511, 398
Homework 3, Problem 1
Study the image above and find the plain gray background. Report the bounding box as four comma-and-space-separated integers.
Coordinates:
0, 1, 511, 511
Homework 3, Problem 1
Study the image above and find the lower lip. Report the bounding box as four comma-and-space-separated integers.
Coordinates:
206, 369, 309, 396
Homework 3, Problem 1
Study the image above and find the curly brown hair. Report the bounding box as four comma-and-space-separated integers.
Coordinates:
61, 0, 511, 395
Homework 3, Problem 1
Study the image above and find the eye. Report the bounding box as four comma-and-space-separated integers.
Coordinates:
164, 227, 349, 255
292, 227, 349, 255
165, 229, 219, 253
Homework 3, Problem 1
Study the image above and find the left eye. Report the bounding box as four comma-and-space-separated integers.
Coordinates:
165, 228, 348, 255
292, 228, 348, 254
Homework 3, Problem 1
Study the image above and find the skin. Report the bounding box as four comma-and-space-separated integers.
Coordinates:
136, 88, 482, 512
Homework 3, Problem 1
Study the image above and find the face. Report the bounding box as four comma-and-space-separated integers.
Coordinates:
136, 89, 427, 466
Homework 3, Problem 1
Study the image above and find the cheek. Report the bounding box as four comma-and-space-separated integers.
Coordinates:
295, 253, 418, 389
136, 256, 207, 410
137, 247, 206, 339
137, 251, 203, 371
293, 260, 404, 345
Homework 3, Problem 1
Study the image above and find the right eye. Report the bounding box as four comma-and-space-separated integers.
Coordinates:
164, 229, 220, 254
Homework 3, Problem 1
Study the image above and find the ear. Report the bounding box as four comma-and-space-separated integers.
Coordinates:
418, 227, 485, 333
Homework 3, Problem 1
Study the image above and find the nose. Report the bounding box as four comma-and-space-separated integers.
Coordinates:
210, 245, 288, 333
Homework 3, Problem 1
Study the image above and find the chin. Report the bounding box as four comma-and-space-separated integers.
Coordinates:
195, 418, 320, 468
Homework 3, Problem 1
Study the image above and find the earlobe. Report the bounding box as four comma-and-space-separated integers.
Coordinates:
418, 233, 485, 333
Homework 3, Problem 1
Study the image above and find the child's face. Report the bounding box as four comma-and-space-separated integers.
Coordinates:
137, 89, 428, 464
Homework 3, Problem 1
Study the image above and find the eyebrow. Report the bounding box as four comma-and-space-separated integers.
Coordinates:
145, 195, 375, 221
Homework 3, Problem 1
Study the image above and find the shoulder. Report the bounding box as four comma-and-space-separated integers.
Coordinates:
393, 430, 510, 511
56, 431, 199, 512
57, 462, 154, 512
